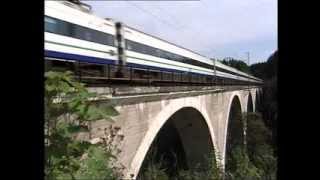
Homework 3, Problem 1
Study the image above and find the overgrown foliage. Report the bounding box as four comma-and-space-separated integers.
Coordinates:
45, 71, 121, 180
226, 146, 262, 180
138, 145, 224, 180
220, 58, 251, 74
226, 112, 277, 180
251, 50, 278, 150
246, 113, 277, 180
250, 51, 278, 80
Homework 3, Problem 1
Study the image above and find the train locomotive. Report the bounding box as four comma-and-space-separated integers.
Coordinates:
44, 0, 263, 85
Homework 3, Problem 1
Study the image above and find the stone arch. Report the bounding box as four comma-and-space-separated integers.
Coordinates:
247, 92, 254, 113
223, 93, 244, 169
127, 98, 218, 179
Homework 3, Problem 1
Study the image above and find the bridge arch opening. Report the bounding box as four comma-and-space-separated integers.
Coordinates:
247, 92, 254, 113
256, 90, 259, 110
137, 107, 215, 179
225, 95, 244, 172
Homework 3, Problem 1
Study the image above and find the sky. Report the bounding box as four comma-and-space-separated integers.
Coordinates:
85, 0, 277, 64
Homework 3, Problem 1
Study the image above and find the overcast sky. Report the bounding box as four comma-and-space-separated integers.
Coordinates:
85, 0, 277, 64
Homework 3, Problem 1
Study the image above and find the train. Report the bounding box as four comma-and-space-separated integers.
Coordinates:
44, 0, 263, 85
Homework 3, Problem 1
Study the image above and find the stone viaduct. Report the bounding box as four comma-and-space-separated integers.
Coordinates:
84, 86, 262, 179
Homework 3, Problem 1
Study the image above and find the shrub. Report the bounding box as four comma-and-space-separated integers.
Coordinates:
45, 71, 121, 180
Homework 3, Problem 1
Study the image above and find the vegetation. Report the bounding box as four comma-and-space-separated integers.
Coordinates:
178, 152, 224, 180
251, 50, 278, 150
250, 51, 278, 80
220, 57, 250, 74
45, 71, 122, 180
137, 146, 170, 180
226, 145, 262, 179
219, 51, 278, 150
138, 147, 223, 180
225, 112, 277, 180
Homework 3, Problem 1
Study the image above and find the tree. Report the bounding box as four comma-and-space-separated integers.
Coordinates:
250, 50, 278, 150
224, 112, 277, 180
226, 145, 262, 180
221, 58, 250, 74
246, 112, 277, 180
250, 50, 278, 80
45, 71, 122, 180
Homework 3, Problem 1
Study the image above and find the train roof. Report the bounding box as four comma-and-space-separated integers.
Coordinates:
124, 24, 209, 60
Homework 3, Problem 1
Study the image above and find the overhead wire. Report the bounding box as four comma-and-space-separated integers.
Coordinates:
124, 0, 222, 61
125, 1, 182, 31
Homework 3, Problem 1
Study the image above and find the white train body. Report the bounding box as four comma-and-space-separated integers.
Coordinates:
125, 26, 212, 75
45, 1, 117, 64
44, 1, 263, 84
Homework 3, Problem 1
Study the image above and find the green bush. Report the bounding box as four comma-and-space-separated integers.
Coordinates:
224, 112, 277, 180
45, 71, 120, 180
227, 146, 263, 180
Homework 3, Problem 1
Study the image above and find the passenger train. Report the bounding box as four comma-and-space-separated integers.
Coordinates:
44, 0, 263, 85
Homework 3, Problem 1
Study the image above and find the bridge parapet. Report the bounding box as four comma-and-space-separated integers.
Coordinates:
87, 85, 260, 98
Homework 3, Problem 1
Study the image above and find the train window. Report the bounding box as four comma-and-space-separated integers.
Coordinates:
71, 23, 115, 46
45, 16, 57, 33
157, 49, 164, 58
123, 39, 255, 80
166, 51, 174, 60
103, 33, 115, 46
145, 45, 151, 55
161, 50, 169, 59
141, 45, 149, 54
133, 41, 142, 53
45, 16, 70, 36
128, 40, 135, 50
173, 54, 181, 62
84, 32, 92, 41
149, 46, 157, 56
155, 49, 162, 57
45, 16, 115, 47
145, 46, 152, 55
176, 54, 184, 62
58, 21, 70, 36
127, 40, 146, 54
93, 30, 114, 46
72, 25, 86, 39
125, 40, 132, 50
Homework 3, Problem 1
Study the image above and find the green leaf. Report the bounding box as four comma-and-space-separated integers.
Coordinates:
67, 124, 89, 134
105, 106, 119, 116
85, 105, 102, 121
45, 71, 121, 180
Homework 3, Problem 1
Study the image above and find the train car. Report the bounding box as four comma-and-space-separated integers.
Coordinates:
44, 0, 263, 85
45, 1, 118, 76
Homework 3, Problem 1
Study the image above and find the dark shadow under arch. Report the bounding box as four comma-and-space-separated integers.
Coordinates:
225, 95, 244, 171
255, 89, 263, 112
247, 93, 253, 113
137, 107, 215, 179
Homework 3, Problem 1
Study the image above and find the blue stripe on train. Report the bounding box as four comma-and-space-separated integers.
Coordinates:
44, 50, 213, 77
45, 50, 116, 65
